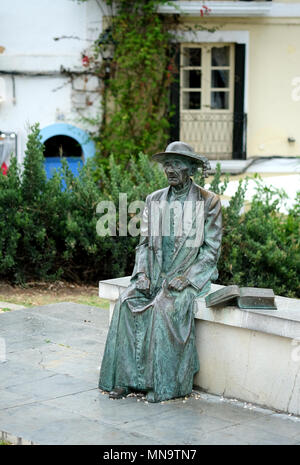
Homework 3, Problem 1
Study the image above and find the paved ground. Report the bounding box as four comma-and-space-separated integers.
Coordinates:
1, 303, 300, 445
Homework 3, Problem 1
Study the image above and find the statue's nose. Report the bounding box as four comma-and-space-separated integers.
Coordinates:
166, 165, 175, 173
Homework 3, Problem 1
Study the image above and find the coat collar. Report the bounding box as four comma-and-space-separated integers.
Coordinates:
150, 181, 203, 268
155, 180, 201, 202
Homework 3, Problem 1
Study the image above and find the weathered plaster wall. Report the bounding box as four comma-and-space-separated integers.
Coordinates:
0, 0, 103, 162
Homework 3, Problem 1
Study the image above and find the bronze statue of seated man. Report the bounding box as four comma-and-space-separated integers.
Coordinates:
98, 141, 222, 402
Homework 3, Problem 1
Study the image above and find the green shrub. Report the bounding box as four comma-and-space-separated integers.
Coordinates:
0, 156, 22, 278
0, 124, 299, 297
92, 0, 175, 170
16, 124, 61, 282
220, 181, 300, 297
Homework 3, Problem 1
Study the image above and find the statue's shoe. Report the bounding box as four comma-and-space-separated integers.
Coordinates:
146, 390, 158, 403
109, 387, 129, 399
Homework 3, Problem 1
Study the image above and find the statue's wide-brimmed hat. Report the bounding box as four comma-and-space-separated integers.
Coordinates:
152, 141, 210, 169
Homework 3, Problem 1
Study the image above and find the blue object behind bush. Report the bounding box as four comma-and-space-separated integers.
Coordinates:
44, 157, 83, 180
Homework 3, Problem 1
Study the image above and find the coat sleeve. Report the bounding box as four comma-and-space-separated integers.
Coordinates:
131, 196, 150, 281
183, 193, 222, 291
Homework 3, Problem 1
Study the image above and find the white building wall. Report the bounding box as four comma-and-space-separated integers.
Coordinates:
0, 0, 103, 162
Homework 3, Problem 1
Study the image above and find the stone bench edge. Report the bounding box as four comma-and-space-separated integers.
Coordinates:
99, 277, 300, 340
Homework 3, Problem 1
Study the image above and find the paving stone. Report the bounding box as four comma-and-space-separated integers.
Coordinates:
4, 334, 52, 353
7, 371, 95, 403
176, 395, 273, 424
24, 302, 109, 328
0, 402, 158, 445
0, 360, 59, 390
32, 420, 160, 445
18, 308, 106, 338
0, 389, 36, 410
1, 309, 106, 355
5, 344, 103, 383
118, 408, 237, 445
244, 413, 300, 440
0, 311, 47, 334
43, 388, 179, 427
197, 422, 299, 445
293, 430, 300, 443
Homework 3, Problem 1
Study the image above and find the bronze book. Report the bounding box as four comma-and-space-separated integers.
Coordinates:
205, 285, 277, 310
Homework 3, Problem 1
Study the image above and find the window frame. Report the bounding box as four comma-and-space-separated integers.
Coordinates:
180, 43, 235, 113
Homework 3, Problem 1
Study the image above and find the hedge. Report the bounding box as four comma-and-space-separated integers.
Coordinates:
0, 124, 299, 297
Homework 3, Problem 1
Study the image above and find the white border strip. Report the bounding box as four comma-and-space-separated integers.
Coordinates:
158, 2, 300, 18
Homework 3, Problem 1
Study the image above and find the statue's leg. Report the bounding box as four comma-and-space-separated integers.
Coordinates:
99, 285, 151, 396
142, 287, 199, 403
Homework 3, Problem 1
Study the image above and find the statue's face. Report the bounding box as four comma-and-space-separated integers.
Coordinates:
163, 156, 191, 187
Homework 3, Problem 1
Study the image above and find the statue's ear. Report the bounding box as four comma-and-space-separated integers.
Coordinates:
191, 157, 211, 177
190, 163, 198, 176
199, 157, 211, 178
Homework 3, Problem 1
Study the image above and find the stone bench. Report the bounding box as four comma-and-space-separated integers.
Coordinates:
99, 277, 300, 416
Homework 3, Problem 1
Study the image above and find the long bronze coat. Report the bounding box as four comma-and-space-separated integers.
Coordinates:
99, 181, 222, 402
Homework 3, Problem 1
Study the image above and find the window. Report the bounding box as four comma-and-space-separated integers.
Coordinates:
180, 43, 236, 158
180, 44, 234, 112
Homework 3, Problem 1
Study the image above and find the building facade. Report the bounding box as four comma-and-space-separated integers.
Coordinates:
1, 0, 300, 167
161, 0, 300, 159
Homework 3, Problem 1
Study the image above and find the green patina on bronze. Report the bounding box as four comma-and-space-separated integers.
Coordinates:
98, 142, 222, 402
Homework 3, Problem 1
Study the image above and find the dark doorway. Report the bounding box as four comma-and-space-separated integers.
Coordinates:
44, 135, 82, 158
43, 135, 84, 181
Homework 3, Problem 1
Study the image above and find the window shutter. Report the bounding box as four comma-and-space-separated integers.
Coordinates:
169, 43, 180, 142
233, 43, 246, 159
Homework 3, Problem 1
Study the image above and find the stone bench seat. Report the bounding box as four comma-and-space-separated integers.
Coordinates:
99, 277, 300, 416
